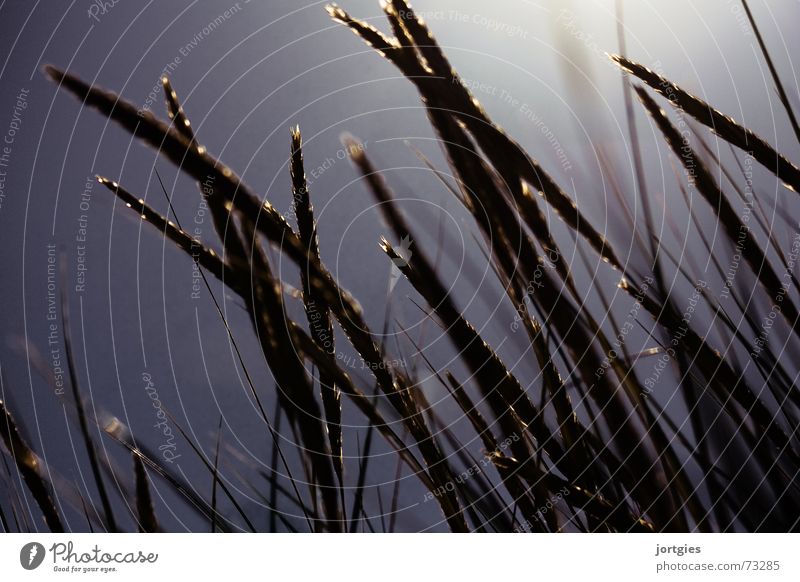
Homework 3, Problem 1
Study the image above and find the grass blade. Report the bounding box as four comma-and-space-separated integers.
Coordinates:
611, 56, 800, 192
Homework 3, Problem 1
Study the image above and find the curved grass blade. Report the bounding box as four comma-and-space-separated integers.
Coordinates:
611, 56, 800, 193
740, 0, 800, 145
290, 126, 342, 488
61, 285, 118, 532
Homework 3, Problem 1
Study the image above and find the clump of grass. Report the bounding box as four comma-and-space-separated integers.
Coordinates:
3, 0, 799, 532
610, 55, 800, 192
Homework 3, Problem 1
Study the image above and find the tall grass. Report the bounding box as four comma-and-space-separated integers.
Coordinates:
2, 0, 799, 532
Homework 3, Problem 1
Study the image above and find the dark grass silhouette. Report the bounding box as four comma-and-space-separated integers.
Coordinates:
3, 0, 800, 532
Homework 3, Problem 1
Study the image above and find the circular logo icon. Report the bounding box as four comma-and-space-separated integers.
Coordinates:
20, 542, 46, 570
